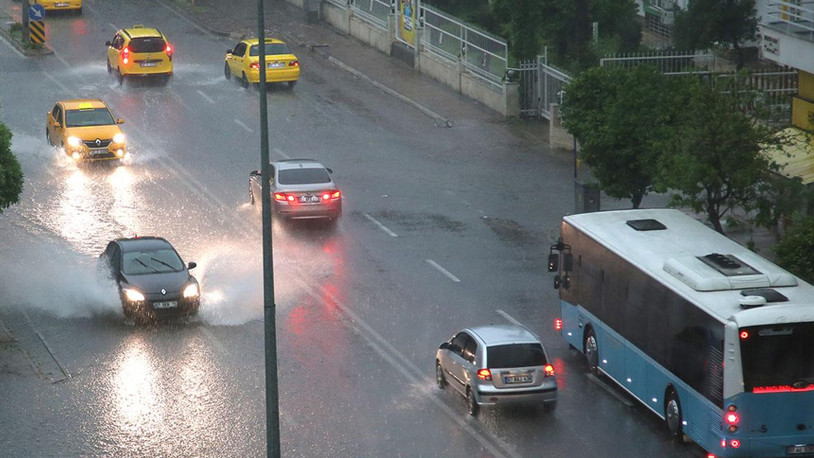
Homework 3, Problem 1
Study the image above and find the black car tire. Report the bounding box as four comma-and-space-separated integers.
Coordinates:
584, 328, 599, 374
435, 361, 447, 389
287, 80, 297, 89
46, 127, 51, 145
466, 387, 479, 416
224, 62, 231, 80
241, 73, 249, 88
117, 70, 124, 85
106, 59, 112, 74
665, 389, 683, 439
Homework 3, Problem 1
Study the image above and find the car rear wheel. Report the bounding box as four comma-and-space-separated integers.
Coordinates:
241, 73, 249, 88
435, 361, 447, 389
106, 59, 112, 74
224, 62, 231, 80
466, 387, 479, 416
117, 70, 124, 85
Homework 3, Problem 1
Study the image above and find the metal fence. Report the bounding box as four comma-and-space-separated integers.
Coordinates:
421, 4, 508, 89
600, 50, 719, 74
351, 0, 391, 30
513, 55, 571, 119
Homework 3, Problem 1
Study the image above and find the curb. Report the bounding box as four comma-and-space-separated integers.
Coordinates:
0, 14, 54, 57
0, 316, 15, 343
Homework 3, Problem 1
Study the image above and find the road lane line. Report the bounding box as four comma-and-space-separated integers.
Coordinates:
234, 119, 253, 133
587, 374, 635, 407
363, 213, 398, 237
42, 71, 72, 93
496, 309, 525, 327
272, 147, 290, 159
22, 310, 71, 383
196, 89, 216, 104
426, 259, 461, 282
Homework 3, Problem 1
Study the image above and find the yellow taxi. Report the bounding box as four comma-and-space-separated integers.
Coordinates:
224, 38, 299, 88
106, 25, 173, 84
34, 0, 82, 14
46, 99, 127, 162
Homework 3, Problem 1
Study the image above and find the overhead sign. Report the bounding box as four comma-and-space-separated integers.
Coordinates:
29, 3, 46, 21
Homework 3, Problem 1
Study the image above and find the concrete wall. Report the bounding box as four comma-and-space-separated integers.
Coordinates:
322, 2, 350, 34
461, 72, 504, 115
349, 16, 390, 55
418, 51, 461, 92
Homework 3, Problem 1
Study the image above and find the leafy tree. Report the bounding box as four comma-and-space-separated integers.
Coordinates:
655, 78, 782, 233
673, 0, 757, 69
774, 215, 814, 284
491, 0, 546, 61
561, 65, 684, 208
0, 117, 24, 213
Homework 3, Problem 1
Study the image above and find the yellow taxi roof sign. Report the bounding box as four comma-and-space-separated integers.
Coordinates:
78, 102, 94, 110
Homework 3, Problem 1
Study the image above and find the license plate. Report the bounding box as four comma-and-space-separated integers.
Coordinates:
89, 149, 107, 155
299, 195, 319, 203
153, 301, 177, 309
55, 2, 69, 6
788, 445, 814, 454
504, 375, 532, 384
268, 62, 285, 68
140, 61, 158, 67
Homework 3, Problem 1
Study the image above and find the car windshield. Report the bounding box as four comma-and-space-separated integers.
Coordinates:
122, 249, 184, 275
65, 108, 115, 127
129, 37, 166, 53
249, 43, 292, 56
278, 168, 331, 185
487, 344, 547, 368
740, 322, 814, 392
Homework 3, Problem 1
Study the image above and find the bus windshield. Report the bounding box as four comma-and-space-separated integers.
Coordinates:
740, 322, 814, 393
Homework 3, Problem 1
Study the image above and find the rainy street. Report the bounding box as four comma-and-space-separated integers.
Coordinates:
0, 1, 704, 456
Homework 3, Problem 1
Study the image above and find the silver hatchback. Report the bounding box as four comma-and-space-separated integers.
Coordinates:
435, 324, 558, 416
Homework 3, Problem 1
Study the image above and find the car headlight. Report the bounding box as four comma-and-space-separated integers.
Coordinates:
183, 283, 200, 298
112, 133, 126, 144
67, 136, 82, 147
123, 288, 145, 302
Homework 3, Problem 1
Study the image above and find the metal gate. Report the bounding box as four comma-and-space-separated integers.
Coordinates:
514, 56, 572, 120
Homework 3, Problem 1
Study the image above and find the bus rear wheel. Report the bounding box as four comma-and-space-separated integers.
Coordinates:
584, 328, 599, 374
665, 389, 683, 439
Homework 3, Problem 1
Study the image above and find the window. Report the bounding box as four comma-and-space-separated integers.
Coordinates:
65, 108, 115, 127
51, 105, 61, 123
233, 43, 247, 57
122, 249, 184, 275
129, 37, 166, 53
278, 168, 331, 185
462, 337, 477, 364
450, 332, 468, 355
487, 344, 547, 368
249, 43, 292, 56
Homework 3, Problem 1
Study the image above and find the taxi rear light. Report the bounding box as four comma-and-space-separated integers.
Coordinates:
477, 369, 492, 381
289, 60, 299, 67
544, 364, 555, 377
122, 46, 130, 64
166, 43, 173, 59
250, 62, 260, 70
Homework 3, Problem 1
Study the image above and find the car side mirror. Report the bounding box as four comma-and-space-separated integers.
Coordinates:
105, 41, 111, 47
187, 262, 197, 270
227, 49, 233, 54
53, 122, 61, 128
326, 167, 333, 174
117, 118, 124, 124
547, 253, 559, 272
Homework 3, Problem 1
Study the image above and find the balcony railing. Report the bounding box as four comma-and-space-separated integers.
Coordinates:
763, 0, 814, 41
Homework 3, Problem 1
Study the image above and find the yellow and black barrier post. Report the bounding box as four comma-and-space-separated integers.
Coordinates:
29, 20, 45, 45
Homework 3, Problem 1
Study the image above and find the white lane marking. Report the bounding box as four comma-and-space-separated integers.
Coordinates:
426, 259, 461, 283
42, 71, 72, 93
53, 51, 71, 69
587, 374, 635, 407
0, 32, 25, 57
234, 119, 253, 133
199, 326, 228, 356
108, 23, 118, 32
272, 147, 290, 159
496, 309, 524, 327
363, 213, 398, 237
196, 89, 216, 104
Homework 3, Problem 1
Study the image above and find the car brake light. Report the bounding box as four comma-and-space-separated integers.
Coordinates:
166, 43, 173, 59
250, 62, 260, 70
477, 369, 492, 381
321, 190, 340, 200
544, 364, 555, 377
554, 318, 563, 331
274, 192, 295, 202
289, 60, 299, 67
122, 46, 130, 64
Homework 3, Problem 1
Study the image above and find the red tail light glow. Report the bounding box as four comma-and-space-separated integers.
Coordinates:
753, 384, 814, 393
166, 43, 173, 58
477, 369, 492, 381
122, 46, 130, 64
289, 60, 299, 67
250, 62, 260, 70
740, 331, 749, 339
554, 319, 563, 331
274, 192, 295, 202
725, 413, 739, 425
730, 440, 740, 449
544, 364, 555, 377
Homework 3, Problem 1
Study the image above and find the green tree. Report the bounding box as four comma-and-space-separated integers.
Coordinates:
0, 118, 24, 213
655, 79, 781, 233
673, 0, 757, 69
561, 65, 683, 208
774, 215, 814, 284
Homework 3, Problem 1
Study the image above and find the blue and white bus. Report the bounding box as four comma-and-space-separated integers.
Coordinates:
548, 208, 814, 457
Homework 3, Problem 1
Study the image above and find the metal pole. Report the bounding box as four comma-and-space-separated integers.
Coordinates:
257, 0, 281, 457
22, 0, 30, 44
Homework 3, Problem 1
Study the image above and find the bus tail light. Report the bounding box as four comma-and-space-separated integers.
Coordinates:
730, 439, 740, 448
554, 319, 563, 331
477, 369, 492, 381
725, 405, 739, 432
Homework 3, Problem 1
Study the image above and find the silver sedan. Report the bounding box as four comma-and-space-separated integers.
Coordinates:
249, 158, 342, 221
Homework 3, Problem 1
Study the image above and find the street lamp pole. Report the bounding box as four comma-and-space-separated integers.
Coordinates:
257, 1, 281, 457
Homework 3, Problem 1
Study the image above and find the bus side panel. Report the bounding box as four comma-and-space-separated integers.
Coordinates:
559, 299, 582, 350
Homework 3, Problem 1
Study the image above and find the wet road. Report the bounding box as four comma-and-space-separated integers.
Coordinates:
0, 0, 703, 456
